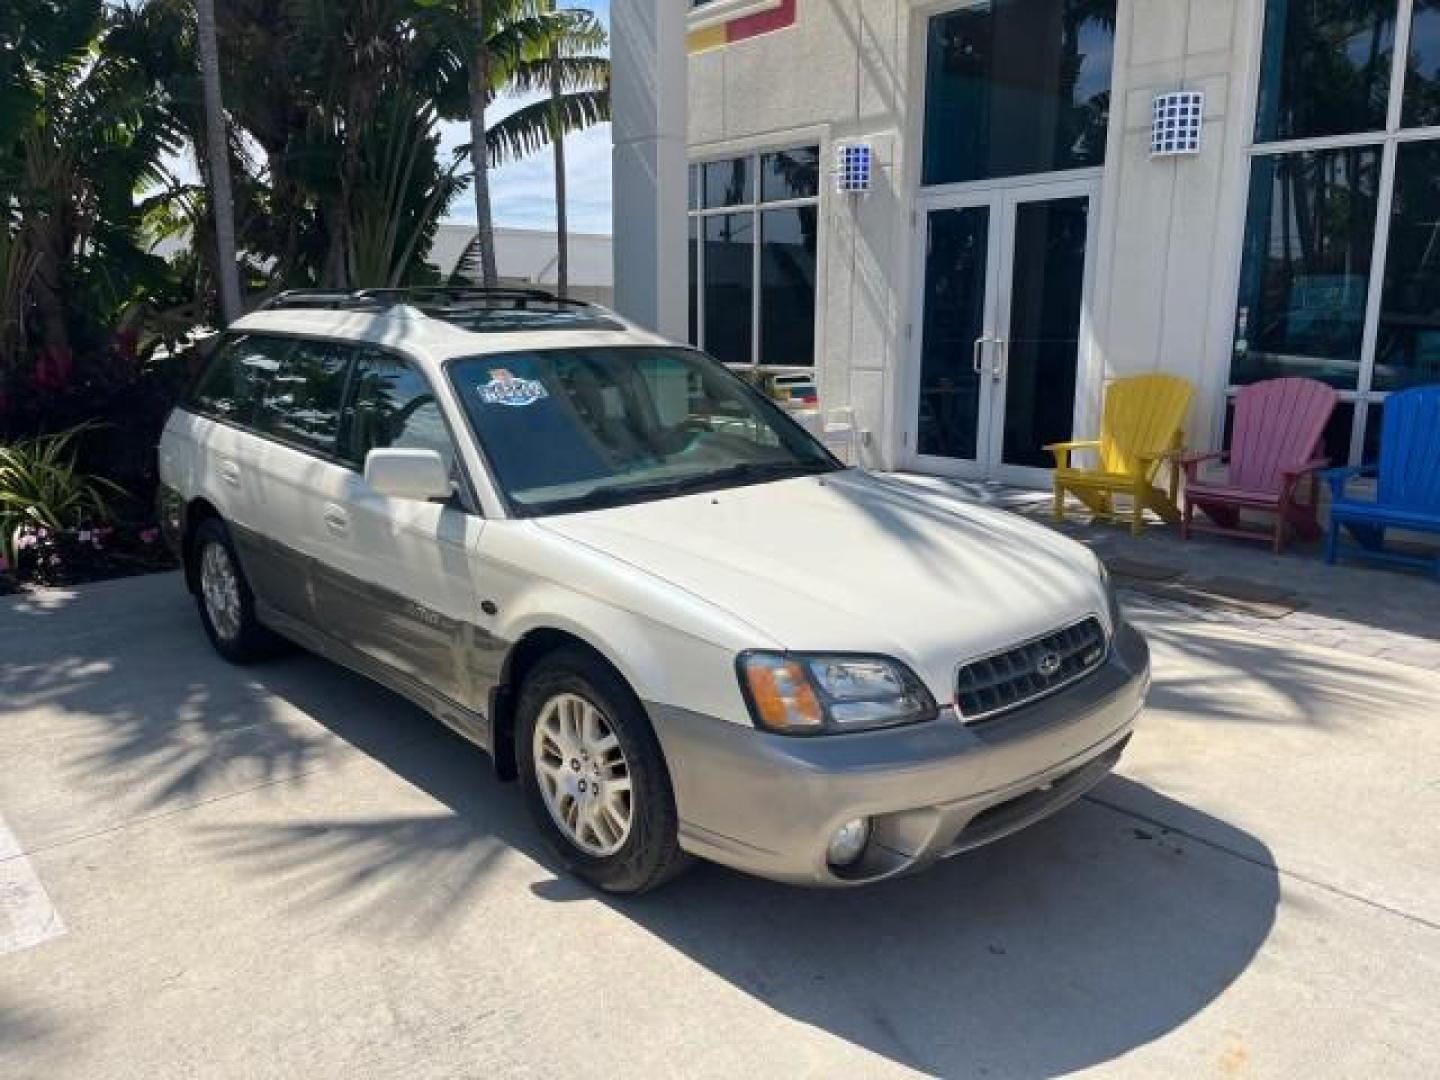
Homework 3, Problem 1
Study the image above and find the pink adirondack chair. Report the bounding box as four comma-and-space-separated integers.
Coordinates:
1181, 377, 1339, 553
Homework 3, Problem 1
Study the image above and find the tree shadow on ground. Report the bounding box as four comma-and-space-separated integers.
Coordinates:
1128, 601, 1440, 730
200, 704, 1279, 1078
5, 575, 1284, 1074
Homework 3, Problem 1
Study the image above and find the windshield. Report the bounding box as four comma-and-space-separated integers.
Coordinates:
448, 347, 840, 516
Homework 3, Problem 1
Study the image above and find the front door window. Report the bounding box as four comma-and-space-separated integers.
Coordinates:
1000, 197, 1089, 468
918, 206, 992, 460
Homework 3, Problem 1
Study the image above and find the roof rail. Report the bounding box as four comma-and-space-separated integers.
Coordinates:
259, 286, 598, 313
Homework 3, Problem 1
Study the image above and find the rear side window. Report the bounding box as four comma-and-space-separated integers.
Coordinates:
253, 339, 353, 456
340, 351, 456, 473
188, 335, 290, 424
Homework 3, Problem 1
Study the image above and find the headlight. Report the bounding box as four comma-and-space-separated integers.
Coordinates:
738, 652, 937, 735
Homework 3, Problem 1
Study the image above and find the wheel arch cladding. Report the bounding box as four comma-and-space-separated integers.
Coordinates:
182, 498, 223, 594
490, 627, 644, 783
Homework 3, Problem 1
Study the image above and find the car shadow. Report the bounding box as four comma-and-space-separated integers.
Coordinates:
205, 670, 1280, 1079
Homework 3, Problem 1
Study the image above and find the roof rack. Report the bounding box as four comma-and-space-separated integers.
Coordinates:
259, 286, 599, 314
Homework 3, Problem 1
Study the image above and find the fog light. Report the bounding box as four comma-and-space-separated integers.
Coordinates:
826, 817, 872, 868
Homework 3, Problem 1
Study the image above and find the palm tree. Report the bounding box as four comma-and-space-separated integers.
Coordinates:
468, 0, 501, 286
460, 1, 608, 290
195, 0, 242, 323
548, 9, 569, 297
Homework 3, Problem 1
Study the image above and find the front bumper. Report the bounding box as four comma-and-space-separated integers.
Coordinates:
650, 622, 1150, 886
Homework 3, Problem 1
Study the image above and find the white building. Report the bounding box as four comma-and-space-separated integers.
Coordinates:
429, 223, 615, 308
682, 0, 1440, 481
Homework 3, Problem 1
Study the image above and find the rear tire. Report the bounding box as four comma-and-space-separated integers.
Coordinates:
516, 648, 689, 894
190, 517, 282, 665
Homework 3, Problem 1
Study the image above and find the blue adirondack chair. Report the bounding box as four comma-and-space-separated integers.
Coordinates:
1324, 386, 1440, 577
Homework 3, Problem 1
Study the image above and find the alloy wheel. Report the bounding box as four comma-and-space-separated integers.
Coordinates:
532, 692, 634, 857
199, 541, 243, 643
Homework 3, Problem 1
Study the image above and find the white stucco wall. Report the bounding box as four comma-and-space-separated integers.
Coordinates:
690, 0, 912, 466
688, 0, 1262, 471
1090, 0, 1260, 447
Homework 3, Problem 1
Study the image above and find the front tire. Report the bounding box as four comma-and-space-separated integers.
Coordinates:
191, 517, 280, 665
516, 649, 689, 894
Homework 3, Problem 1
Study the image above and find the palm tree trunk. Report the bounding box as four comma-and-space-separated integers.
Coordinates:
469, 0, 500, 287
548, 26, 569, 298
196, 0, 243, 323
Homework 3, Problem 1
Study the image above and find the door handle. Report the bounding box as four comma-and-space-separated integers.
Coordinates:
322, 505, 350, 535
991, 338, 1007, 382
972, 336, 989, 375
218, 460, 241, 488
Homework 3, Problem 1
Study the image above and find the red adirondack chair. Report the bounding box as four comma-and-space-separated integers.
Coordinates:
1181, 377, 1339, 553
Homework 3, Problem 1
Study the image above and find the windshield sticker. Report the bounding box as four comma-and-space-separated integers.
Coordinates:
478, 369, 548, 407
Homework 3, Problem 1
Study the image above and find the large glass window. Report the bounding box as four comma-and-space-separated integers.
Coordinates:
1402, 0, 1440, 127
1234, 0, 1440, 465
759, 207, 818, 372
703, 213, 755, 365
1375, 139, 1440, 389
1232, 147, 1381, 388
1254, 0, 1397, 143
922, 0, 1115, 187
688, 144, 821, 369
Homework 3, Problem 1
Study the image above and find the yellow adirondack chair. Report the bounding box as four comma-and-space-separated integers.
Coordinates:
1047, 374, 1194, 536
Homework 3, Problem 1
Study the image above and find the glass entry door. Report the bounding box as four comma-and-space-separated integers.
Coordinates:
910, 181, 1097, 482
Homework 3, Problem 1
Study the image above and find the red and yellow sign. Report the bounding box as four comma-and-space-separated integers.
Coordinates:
688, 0, 798, 54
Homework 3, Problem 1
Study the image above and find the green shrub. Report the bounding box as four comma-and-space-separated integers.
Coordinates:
0, 424, 126, 568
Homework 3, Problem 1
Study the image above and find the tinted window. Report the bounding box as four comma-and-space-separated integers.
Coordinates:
923, 1, 1115, 186
758, 206, 817, 366
702, 157, 752, 208
188, 335, 291, 424
253, 340, 352, 455
703, 213, 754, 365
760, 147, 821, 202
1374, 139, 1440, 390
1407, 1, 1440, 128
1255, 0, 1397, 142
341, 351, 456, 473
1230, 146, 1381, 389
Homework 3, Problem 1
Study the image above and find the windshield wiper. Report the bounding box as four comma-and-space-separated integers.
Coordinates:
533, 460, 835, 516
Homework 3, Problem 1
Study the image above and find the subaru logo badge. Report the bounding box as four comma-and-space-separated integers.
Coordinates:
1037, 652, 1063, 678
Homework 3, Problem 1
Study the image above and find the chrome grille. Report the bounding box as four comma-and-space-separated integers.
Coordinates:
955, 617, 1107, 722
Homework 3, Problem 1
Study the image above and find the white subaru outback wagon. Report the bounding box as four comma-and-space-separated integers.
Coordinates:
158, 287, 1149, 893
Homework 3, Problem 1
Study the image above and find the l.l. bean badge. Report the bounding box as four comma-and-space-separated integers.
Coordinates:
478, 368, 548, 407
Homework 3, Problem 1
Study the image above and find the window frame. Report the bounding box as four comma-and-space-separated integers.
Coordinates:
687, 141, 824, 373
1232, 0, 1440, 466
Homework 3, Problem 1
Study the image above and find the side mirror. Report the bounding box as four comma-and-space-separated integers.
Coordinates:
364, 448, 451, 502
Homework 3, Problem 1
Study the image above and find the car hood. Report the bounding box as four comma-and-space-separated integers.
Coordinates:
537, 470, 1109, 699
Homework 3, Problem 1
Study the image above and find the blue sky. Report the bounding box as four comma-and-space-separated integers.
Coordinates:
444, 0, 614, 235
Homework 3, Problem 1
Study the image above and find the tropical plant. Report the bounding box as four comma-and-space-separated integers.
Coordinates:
1, 0, 185, 361
454, 0, 609, 288
0, 424, 126, 567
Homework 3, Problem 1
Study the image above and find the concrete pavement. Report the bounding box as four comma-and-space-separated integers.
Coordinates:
1, 573, 1437, 1078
